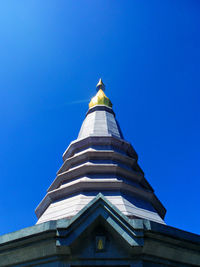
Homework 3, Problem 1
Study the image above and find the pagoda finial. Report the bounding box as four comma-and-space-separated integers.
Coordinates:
89, 79, 112, 108
96, 78, 105, 91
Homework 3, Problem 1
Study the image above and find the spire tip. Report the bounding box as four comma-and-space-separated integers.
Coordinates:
96, 78, 105, 91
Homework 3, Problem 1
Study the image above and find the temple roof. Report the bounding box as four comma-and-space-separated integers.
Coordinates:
2, 194, 200, 266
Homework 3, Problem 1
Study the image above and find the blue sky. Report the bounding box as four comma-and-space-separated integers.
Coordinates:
0, 0, 200, 235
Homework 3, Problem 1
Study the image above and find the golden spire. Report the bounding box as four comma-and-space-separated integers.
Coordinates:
96, 78, 105, 91
89, 79, 112, 109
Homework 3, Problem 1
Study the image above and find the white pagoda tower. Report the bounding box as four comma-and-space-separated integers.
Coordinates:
35, 79, 166, 225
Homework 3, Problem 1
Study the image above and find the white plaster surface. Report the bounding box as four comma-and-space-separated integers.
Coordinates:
37, 193, 165, 225
78, 110, 122, 139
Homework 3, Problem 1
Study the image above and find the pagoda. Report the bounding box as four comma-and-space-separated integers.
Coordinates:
36, 79, 166, 225
0, 80, 199, 267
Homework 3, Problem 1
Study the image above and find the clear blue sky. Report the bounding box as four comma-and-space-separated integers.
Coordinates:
0, 0, 200, 235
